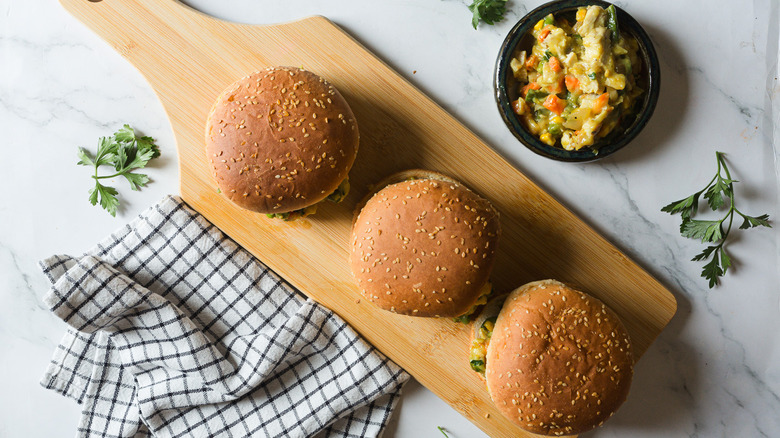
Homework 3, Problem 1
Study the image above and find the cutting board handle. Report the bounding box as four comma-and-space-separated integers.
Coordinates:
59, 0, 220, 69
56, 0, 332, 160
57, 0, 330, 90
60, 0, 209, 34
57, 0, 329, 60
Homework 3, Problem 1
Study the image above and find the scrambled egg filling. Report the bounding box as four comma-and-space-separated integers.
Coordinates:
469, 317, 496, 375
510, 5, 643, 151
265, 204, 318, 221
266, 177, 350, 221
453, 282, 493, 324
326, 177, 351, 203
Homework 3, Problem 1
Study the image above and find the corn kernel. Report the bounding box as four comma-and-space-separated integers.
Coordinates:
576, 8, 586, 22
553, 116, 564, 124
540, 132, 554, 145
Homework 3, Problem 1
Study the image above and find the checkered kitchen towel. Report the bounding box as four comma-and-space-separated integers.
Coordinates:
39, 195, 409, 438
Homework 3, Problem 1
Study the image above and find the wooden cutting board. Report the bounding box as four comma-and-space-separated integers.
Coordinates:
60, 1, 677, 436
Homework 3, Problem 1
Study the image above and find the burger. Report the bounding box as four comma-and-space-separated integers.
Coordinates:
470, 279, 634, 436
205, 66, 359, 220
350, 170, 501, 320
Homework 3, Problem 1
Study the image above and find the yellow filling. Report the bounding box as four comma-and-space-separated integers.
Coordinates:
266, 177, 349, 221
469, 318, 495, 375
453, 282, 493, 324
326, 177, 350, 203
266, 204, 318, 221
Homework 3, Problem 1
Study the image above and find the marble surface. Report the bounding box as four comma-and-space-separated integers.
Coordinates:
1, 0, 778, 437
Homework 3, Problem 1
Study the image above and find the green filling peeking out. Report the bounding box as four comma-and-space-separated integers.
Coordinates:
453, 282, 493, 324
326, 178, 350, 203
469, 317, 496, 375
266, 177, 350, 221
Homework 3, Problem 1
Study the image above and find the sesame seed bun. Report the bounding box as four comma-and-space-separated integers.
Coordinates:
349, 170, 501, 317
351, 169, 461, 226
484, 280, 634, 436
205, 67, 359, 214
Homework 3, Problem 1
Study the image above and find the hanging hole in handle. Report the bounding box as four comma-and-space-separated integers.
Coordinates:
87, 0, 102, 3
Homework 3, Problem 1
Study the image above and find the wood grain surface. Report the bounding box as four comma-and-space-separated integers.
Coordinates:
59, 1, 677, 436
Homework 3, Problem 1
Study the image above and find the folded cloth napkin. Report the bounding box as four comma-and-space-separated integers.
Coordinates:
39, 195, 409, 438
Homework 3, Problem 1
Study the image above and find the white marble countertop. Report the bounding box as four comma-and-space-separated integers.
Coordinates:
1, 0, 778, 437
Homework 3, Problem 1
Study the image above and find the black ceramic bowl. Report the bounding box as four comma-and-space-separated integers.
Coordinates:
494, 0, 660, 162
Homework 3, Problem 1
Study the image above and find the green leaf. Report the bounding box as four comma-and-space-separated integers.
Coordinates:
77, 147, 95, 166
739, 213, 771, 229
663, 150, 771, 289
468, 0, 507, 29
691, 245, 719, 262
96, 183, 120, 217
78, 125, 161, 216
136, 135, 160, 160
470, 8, 480, 29
124, 147, 157, 171
114, 125, 160, 163
720, 247, 731, 274
703, 185, 724, 211
681, 219, 723, 243
661, 193, 700, 220
113, 124, 136, 143
94, 136, 118, 167
701, 251, 723, 289
88, 185, 99, 206
703, 177, 735, 211
123, 172, 150, 191
678, 218, 689, 234
115, 141, 130, 171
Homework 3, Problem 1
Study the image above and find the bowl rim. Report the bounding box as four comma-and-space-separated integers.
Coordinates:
494, 0, 661, 162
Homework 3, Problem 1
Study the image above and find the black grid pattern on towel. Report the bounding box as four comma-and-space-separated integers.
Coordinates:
40, 195, 408, 438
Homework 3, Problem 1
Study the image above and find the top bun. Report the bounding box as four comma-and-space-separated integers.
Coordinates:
205, 67, 359, 213
485, 280, 634, 436
350, 170, 501, 318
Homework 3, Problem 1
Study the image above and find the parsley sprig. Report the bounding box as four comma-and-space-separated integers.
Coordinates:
468, 0, 507, 29
661, 151, 771, 288
77, 125, 161, 216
